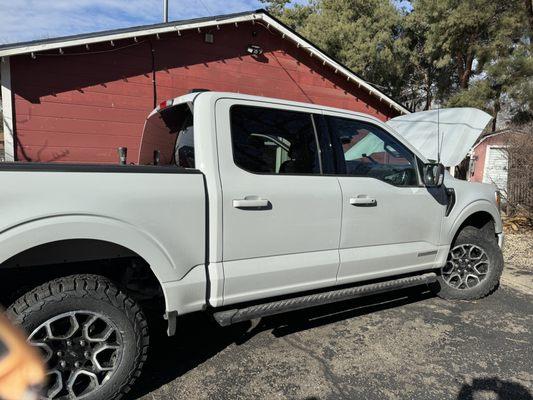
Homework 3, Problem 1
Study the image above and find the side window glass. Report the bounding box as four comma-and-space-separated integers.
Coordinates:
139, 103, 194, 166
327, 116, 418, 186
230, 105, 321, 175
175, 113, 195, 168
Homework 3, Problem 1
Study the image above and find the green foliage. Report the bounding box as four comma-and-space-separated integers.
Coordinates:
259, 0, 316, 29
264, 0, 412, 98
448, 42, 533, 124
261, 0, 532, 126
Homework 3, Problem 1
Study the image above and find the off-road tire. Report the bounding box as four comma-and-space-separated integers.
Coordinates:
7, 274, 149, 400
433, 226, 504, 300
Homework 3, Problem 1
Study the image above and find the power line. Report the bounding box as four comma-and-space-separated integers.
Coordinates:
197, 0, 214, 15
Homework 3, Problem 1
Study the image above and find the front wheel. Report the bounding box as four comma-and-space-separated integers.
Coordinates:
433, 226, 504, 300
7, 274, 149, 400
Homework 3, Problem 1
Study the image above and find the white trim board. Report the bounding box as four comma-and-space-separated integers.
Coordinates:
1, 57, 14, 162
0, 14, 257, 58
0, 12, 409, 115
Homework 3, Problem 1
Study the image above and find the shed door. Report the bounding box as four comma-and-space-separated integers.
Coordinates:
483, 146, 508, 191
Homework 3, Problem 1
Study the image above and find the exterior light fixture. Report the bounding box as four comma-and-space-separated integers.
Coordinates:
205, 33, 214, 43
246, 45, 263, 56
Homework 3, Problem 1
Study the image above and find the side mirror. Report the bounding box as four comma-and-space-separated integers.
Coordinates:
423, 163, 445, 187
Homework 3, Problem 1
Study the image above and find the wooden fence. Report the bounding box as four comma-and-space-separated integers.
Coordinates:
506, 131, 533, 216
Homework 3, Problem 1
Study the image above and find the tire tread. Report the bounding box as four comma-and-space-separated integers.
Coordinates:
7, 274, 149, 400
435, 226, 504, 300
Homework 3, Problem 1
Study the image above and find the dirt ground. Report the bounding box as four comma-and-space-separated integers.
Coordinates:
131, 234, 533, 400
501, 233, 533, 295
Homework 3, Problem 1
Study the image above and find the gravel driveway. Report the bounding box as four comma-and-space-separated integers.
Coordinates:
131, 234, 533, 400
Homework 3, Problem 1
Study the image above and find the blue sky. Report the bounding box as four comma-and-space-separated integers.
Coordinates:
0, 0, 411, 45
0, 0, 267, 44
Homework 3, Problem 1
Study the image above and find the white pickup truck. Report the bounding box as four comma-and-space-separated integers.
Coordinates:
0, 92, 503, 400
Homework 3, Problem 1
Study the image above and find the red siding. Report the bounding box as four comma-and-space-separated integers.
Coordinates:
11, 22, 400, 163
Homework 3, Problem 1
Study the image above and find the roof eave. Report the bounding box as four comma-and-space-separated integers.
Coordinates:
0, 12, 260, 58
259, 13, 409, 115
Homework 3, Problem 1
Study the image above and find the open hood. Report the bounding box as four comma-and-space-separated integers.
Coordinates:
386, 108, 492, 167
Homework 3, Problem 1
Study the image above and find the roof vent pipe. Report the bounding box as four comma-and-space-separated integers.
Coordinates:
163, 0, 169, 23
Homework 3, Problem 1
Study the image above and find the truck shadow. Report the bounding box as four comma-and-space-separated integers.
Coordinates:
126, 287, 434, 399
456, 377, 532, 400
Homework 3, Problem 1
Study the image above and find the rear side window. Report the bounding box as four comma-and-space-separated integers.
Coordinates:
230, 105, 321, 175
326, 116, 418, 186
139, 103, 194, 167
175, 113, 195, 168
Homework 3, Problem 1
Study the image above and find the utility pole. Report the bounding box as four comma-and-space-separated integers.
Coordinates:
163, 0, 169, 22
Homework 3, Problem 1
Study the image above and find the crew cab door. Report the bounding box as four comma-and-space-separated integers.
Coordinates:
215, 98, 342, 305
323, 112, 446, 284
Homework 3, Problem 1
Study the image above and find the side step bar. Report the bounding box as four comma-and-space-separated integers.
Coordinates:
213, 272, 437, 327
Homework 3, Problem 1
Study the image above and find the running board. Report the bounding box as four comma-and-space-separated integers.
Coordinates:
213, 272, 437, 327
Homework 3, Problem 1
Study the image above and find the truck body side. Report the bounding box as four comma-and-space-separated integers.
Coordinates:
0, 92, 503, 322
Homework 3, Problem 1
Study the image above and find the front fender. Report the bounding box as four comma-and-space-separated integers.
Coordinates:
445, 200, 502, 244
0, 214, 180, 283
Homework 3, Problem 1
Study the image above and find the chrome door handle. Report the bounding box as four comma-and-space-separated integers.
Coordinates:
233, 198, 270, 209
349, 196, 377, 206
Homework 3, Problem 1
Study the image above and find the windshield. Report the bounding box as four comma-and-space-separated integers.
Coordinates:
138, 103, 193, 166
344, 133, 385, 161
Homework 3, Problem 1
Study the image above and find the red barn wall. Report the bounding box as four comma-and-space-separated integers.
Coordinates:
10, 22, 401, 164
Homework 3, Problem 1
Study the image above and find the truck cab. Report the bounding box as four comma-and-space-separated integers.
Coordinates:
141, 91, 502, 308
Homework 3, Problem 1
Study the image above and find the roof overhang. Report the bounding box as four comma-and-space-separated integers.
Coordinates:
0, 10, 409, 115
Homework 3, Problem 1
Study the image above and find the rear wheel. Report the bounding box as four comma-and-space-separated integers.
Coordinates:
434, 226, 504, 300
7, 274, 148, 400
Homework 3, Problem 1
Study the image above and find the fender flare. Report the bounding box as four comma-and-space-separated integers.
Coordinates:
447, 200, 502, 243
0, 214, 182, 285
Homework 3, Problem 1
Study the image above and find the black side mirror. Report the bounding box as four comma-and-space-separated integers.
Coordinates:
423, 163, 445, 187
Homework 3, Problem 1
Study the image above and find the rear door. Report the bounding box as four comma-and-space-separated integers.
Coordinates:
215, 98, 342, 305
323, 113, 446, 284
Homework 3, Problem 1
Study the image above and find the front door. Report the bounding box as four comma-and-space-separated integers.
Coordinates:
323, 113, 446, 284
215, 99, 342, 305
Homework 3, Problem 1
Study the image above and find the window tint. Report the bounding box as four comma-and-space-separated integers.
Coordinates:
230, 105, 321, 174
175, 113, 195, 168
139, 103, 194, 166
327, 116, 418, 186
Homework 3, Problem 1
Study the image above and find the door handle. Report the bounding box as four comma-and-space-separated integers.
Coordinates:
233, 197, 270, 209
349, 196, 377, 206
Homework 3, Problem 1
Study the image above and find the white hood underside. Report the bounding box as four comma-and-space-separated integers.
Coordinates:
386, 108, 492, 167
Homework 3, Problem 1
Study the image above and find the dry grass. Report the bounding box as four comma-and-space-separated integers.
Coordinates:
503, 214, 533, 233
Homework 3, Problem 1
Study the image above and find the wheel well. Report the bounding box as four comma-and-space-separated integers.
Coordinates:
0, 239, 165, 313
454, 211, 496, 242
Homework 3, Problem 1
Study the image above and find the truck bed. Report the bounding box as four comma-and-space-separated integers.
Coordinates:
0, 163, 206, 283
